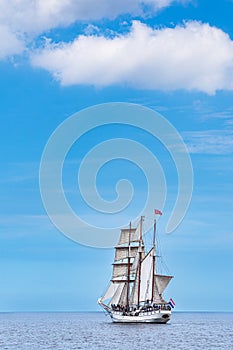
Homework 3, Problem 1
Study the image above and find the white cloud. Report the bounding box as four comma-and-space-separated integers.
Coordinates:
183, 130, 233, 154
31, 21, 233, 94
0, 0, 187, 60
0, 25, 24, 59
0, 0, 181, 36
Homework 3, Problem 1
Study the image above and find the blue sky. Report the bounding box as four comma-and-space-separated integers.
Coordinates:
0, 0, 233, 311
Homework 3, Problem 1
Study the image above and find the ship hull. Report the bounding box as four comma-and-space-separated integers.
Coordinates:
98, 300, 172, 323
110, 310, 171, 323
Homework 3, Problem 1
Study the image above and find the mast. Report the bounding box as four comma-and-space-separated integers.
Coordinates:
151, 218, 156, 302
137, 216, 144, 308
126, 222, 131, 310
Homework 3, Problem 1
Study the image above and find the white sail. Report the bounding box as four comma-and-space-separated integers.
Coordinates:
131, 252, 139, 273
114, 246, 138, 262
129, 248, 154, 304
129, 269, 139, 305
130, 245, 146, 272
140, 248, 154, 302
118, 283, 128, 305
101, 282, 117, 303
153, 274, 173, 303
110, 283, 126, 305
112, 263, 131, 279
118, 227, 140, 246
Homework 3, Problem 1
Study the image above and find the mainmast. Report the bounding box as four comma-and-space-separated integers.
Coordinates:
126, 222, 131, 309
137, 216, 144, 308
151, 209, 163, 302
151, 218, 156, 302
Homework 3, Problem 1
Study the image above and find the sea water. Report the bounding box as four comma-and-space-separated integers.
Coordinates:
0, 312, 232, 349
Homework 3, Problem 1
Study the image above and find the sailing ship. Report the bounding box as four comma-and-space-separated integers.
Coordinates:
98, 211, 174, 323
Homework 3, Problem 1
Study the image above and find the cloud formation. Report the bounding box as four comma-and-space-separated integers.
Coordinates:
0, 25, 24, 59
0, 0, 177, 32
31, 21, 233, 94
0, 0, 183, 58
1, 0, 233, 95
0, 0, 131, 35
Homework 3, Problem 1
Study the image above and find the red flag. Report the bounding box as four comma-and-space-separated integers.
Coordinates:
154, 209, 162, 216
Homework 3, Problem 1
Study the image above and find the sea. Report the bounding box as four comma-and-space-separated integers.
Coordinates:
0, 312, 232, 350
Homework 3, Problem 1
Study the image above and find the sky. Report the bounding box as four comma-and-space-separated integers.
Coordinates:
0, 0, 233, 312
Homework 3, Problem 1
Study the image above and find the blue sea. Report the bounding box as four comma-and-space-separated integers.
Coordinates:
0, 312, 232, 349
